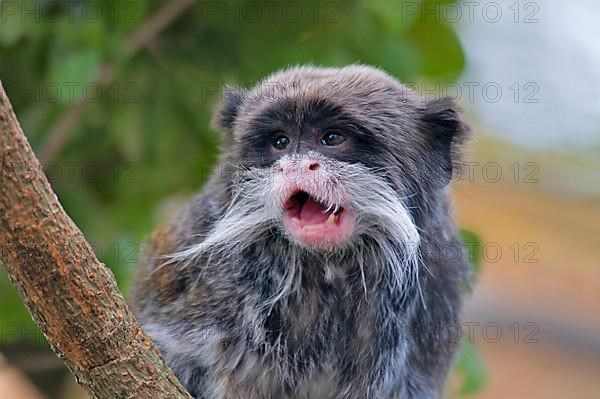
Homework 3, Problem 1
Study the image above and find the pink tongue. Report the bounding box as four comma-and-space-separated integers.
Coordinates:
300, 197, 331, 225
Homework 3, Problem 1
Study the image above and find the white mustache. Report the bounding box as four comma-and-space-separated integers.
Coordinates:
173, 155, 418, 252
167, 155, 423, 307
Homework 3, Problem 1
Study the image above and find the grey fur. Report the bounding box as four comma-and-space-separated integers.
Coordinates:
131, 65, 472, 399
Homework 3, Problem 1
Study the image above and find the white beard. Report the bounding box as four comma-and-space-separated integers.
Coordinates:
169, 153, 422, 300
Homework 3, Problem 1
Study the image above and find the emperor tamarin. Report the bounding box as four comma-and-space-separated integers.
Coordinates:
131, 65, 472, 398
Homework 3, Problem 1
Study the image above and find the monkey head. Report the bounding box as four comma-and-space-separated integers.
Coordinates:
179, 65, 470, 263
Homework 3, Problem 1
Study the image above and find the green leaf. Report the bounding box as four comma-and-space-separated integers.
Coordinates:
361, 35, 422, 81
0, 14, 27, 46
454, 341, 487, 396
366, 0, 425, 33
460, 229, 483, 276
406, 13, 465, 80
108, 103, 144, 162
47, 49, 101, 104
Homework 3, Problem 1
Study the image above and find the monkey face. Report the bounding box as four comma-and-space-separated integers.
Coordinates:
206, 65, 469, 251
230, 95, 381, 248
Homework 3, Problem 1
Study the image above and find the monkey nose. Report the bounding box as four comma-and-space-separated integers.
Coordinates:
278, 159, 323, 184
280, 160, 321, 175
308, 162, 320, 171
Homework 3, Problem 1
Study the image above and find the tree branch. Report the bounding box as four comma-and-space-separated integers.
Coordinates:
0, 82, 191, 398
124, 0, 196, 55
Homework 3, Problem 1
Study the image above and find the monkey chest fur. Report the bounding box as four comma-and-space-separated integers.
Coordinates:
146, 258, 413, 399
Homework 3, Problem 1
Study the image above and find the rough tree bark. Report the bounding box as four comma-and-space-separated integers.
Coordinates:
0, 82, 192, 398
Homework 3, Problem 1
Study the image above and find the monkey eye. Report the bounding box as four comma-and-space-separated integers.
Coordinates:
272, 134, 290, 150
320, 130, 346, 146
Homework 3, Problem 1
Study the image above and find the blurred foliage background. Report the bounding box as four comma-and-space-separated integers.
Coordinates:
0, 0, 538, 397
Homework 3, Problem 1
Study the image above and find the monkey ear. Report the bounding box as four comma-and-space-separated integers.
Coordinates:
420, 97, 472, 188
211, 88, 247, 136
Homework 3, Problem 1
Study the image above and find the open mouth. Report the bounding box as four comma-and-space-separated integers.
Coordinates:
282, 191, 354, 247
